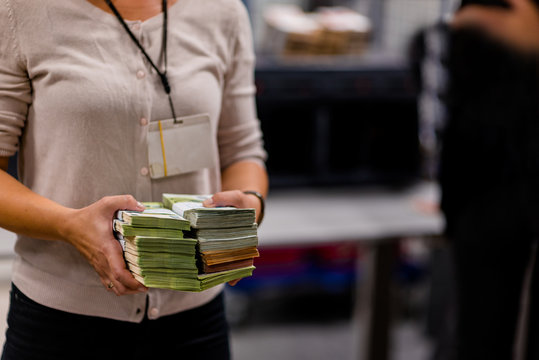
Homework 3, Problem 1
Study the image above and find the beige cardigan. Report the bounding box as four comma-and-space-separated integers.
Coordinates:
0, 0, 266, 321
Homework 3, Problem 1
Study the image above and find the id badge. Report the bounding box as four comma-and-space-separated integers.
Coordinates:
147, 114, 216, 179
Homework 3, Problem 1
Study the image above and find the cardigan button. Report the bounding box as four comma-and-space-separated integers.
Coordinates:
149, 307, 159, 318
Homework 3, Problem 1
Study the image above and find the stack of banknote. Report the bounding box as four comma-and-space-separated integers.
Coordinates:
163, 193, 259, 277
113, 201, 258, 291
163, 194, 256, 228
114, 208, 200, 291
193, 225, 259, 274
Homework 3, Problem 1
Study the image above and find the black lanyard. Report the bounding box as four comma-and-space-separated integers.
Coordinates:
105, 0, 179, 123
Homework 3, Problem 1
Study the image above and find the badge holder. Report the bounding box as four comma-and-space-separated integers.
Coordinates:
147, 114, 216, 179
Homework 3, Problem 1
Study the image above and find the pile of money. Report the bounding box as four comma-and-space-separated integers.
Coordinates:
194, 225, 259, 274
114, 208, 190, 236
114, 208, 202, 291
163, 193, 259, 279
114, 199, 259, 292
163, 194, 256, 228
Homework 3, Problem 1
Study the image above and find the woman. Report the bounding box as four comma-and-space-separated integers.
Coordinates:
0, 0, 268, 358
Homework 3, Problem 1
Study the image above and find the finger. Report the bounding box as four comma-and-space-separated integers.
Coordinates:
91, 239, 140, 294
105, 279, 117, 293
101, 272, 131, 296
108, 244, 147, 292
105, 269, 147, 295
507, 0, 533, 10
452, 5, 508, 30
101, 237, 146, 292
202, 196, 216, 208
228, 279, 242, 286
113, 268, 147, 292
107, 278, 145, 296
102, 194, 145, 214
94, 254, 116, 289
104, 279, 124, 296
209, 190, 243, 208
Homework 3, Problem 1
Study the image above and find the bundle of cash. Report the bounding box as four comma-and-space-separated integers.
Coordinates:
114, 203, 259, 292
116, 208, 189, 230
113, 220, 185, 238
141, 202, 164, 209
133, 265, 256, 292
162, 193, 255, 229
193, 225, 258, 240
200, 247, 259, 273
163, 193, 260, 276
197, 266, 256, 290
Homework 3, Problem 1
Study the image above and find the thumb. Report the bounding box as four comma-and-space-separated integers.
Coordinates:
202, 196, 216, 208
205, 191, 240, 208
102, 195, 145, 213
204, 190, 245, 208
452, 5, 505, 30
507, 0, 530, 10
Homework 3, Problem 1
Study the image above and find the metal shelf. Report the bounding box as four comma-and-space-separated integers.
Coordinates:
256, 53, 416, 103
254, 52, 421, 189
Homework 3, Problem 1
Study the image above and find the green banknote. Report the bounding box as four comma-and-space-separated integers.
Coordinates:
114, 220, 186, 238
117, 208, 190, 230
128, 262, 198, 278
198, 266, 255, 291
197, 236, 259, 252
124, 249, 197, 270
124, 236, 197, 255
131, 265, 255, 292
162, 193, 255, 229
188, 224, 258, 240
141, 202, 164, 209
131, 272, 203, 292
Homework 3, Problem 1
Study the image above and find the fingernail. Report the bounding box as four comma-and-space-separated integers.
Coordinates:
137, 202, 145, 209
203, 198, 214, 206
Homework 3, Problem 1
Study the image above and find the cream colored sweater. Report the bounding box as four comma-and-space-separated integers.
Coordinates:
0, 0, 266, 321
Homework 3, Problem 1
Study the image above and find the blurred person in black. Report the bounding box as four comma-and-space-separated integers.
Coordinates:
439, 0, 539, 359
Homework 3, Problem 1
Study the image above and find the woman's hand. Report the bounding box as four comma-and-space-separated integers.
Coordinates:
202, 190, 262, 222
0, 162, 148, 295
202, 190, 262, 286
452, 0, 539, 53
62, 195, 148, 296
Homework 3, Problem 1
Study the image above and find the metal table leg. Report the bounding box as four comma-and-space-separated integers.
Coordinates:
355, 238, 399, 360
